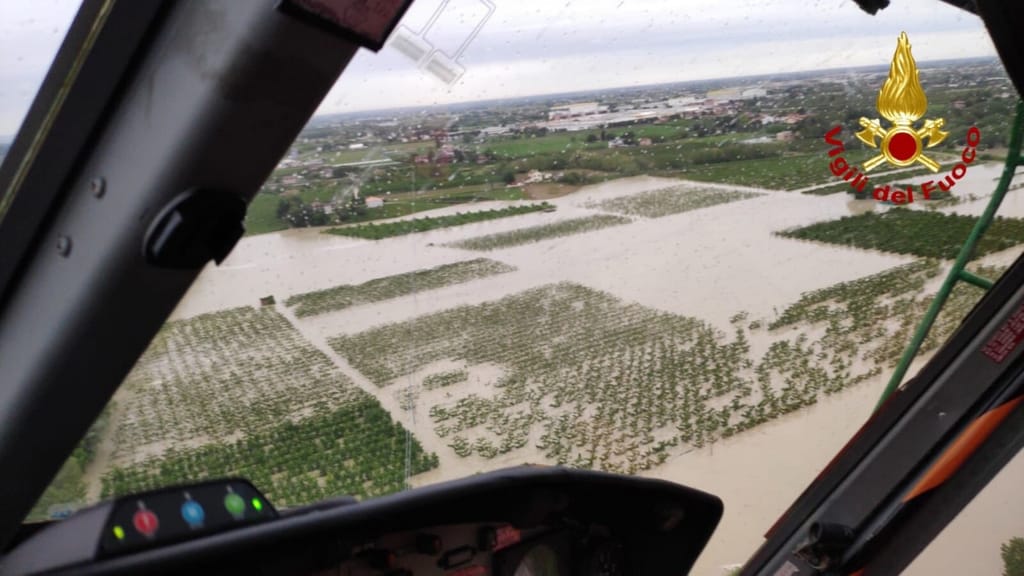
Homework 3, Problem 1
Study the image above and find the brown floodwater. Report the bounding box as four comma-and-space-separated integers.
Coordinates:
169, 170, 1022, 575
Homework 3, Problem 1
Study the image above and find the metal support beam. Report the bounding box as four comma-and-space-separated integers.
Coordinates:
958, 269, 995, 290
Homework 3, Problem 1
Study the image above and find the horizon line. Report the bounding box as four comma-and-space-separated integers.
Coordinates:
0, 55, 1002, 141
312, 55, 1001, 121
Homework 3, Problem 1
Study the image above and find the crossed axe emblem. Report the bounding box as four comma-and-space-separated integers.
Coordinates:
855, 117, 948, 172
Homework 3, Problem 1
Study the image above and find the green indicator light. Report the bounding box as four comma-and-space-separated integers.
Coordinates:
251, 498, 263, 512
224, 493, 245, 516
113, 525, 125, 540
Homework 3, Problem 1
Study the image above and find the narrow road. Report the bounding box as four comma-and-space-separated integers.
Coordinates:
276, 305, 463, 477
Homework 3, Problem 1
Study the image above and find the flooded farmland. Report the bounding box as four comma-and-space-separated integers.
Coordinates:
152, 171, 1024, 574
10, 0, 1024, 572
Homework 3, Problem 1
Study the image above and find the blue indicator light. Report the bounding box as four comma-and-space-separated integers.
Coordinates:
181, 500, 205, 526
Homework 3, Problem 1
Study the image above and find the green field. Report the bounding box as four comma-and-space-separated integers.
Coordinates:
358, 166, 520, 197
778, 209, 1024, 259
771, 260, 1005, 364
484, 133, 606, 157
677, 149, 876, 191
102, 398, 437, 505
482, 124, 692, 158
244, 193, 290, 235
244, 184, 526, 237
285, 259, 516, 318
448, 215, 631, 251
251, 126, 805, 237
325, 203, 551, 240
590, 185, 759, 218
100, 306, 437, 505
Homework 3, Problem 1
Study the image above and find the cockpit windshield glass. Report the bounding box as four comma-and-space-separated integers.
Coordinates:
0, 0, 79, 162
18, 1, 1024, 574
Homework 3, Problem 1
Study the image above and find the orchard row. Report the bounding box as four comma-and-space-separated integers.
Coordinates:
588, 185, 759, 218
286, 258, 515, 318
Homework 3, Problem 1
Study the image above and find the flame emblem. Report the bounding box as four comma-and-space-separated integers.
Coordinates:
856, 32, 948, 172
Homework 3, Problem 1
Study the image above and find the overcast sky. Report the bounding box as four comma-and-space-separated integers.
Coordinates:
0, 0, 1000, 138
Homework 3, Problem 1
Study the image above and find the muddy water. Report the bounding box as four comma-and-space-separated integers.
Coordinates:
168, 173, 1023, 575
883, 161, 1016, 213
647, 349, 1024, 576
176, 175, 910, 332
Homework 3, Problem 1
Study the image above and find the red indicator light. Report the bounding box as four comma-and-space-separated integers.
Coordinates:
132, 509, 159, 537
494, 525, 521, 551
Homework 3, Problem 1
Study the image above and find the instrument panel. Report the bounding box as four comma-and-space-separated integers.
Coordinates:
97, 479, 274, 557
309, 522, 625, 576
1, 467, 721, 576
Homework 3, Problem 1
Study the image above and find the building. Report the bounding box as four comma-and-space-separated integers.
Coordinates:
707, 88, 741, 102
365, 196, 384, 209
480, 126, 510, 137
666, 96, 703, 108
522, 170, 551, 184
435, 144, 457, 164
707, 87, 766, 102
548, 102, 607, 120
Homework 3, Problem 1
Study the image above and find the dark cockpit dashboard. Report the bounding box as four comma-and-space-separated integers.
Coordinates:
0, 467, 722, 576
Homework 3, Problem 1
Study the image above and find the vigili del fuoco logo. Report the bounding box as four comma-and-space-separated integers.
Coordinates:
823, 32, 981, 204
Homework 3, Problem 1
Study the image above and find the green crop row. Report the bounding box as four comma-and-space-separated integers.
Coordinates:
100, 398, 438, 506
447, 215, 631, 251
285, 258, 516, 318
589, 185, 759, 218
770, 259, 1006, 366
778, 208, 1024, 259
324, 203, 553, 240
109, 307, 366, 457
423, 370, 469, 390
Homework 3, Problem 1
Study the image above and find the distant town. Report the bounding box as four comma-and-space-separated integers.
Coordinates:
243, 57, 1013, 235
